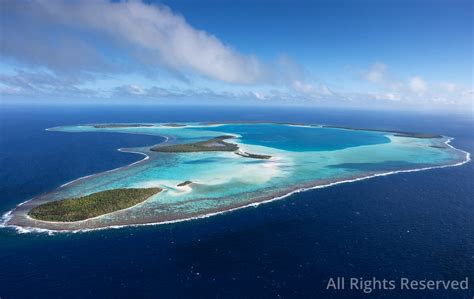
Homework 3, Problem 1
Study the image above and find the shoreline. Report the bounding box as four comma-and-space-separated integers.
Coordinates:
1, 125, 470, 234
59, 136, 171, 188
1, 138, 470, 234
59, 149, 151, 188
321, 125, 443, 138
198, 121, 442, 138
47, 122, 443, 139
0, 136, 170, 232
27, 188, 162, 223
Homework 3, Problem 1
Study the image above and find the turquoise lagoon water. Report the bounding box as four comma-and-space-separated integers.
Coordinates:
6, 123, 466, 231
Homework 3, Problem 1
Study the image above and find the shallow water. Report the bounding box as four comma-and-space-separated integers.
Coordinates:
1, 105, 473, 298
5, 120, 467, 231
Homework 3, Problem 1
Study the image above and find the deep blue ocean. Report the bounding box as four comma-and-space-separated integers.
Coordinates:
0, 105, 473, 299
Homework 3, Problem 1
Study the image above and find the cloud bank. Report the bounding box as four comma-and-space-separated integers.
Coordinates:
361, 63, 472, 107
0, 1, 471, 111
1, 0, 268, 84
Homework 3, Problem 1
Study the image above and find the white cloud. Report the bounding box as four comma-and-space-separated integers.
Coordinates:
363, 63, 431, 97
318, 83, 333, 96
291, 81, 333, 98
373, 92, 400, 101
439, 82, 457, 93
0, 70, 94, 96
292, 80, 315, 93
364, 62, 388, 83
252, 91, 266, 100
1, 0, 470, 112
122, 84, 146, 95
1, 0, 268, 84
408, 76, 427, 94
360, 63, 473, 108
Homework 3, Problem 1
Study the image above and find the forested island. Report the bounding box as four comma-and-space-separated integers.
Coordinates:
5, 121, 464, 232
28, 188, 162, 222
161, 123, 187, 127
322, 125, 442, 138
93, 124, 154, 128
151, 135, 238, 152
235, 151, 272, 159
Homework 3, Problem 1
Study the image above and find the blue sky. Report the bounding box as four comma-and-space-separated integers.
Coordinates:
0, 0, 472, 110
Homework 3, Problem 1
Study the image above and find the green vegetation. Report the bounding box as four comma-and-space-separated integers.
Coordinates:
28, 188, 162, 222
393, 133, 443, 139
322, 125, 442, 139
162, 123, 186, 127
199, 121, 317, 126
93, 124, 154, 128
235, 151, 272, 159
151, 135, 238, 152
177, 180, 193, 187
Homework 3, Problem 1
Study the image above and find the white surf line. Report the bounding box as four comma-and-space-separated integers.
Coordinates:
59, 149, 150, 188
59, 136, 171, 188
2, 135, 470, 234
0, 135, 171, 229
445, 137, 471, 160
286, 124, 319, 128
21, 189, 165, 226
62, 133, 241, 189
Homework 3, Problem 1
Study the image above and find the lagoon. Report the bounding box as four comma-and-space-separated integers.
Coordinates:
4, 122, 468, 231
